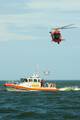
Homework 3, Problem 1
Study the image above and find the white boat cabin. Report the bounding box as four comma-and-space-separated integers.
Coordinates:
19, 74, 42, 88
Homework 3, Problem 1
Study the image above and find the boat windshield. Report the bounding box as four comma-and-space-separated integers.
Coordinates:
20, 78, 28, 82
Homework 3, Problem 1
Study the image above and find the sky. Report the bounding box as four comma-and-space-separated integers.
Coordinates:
0, 0, 80, 80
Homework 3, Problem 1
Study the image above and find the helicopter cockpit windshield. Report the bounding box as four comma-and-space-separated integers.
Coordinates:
53, 33, 60, 39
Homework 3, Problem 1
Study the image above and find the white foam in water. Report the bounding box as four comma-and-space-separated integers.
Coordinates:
59, 86, 80, 91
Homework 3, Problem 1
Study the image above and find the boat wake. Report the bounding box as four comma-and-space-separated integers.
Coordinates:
59, 86, 80, 91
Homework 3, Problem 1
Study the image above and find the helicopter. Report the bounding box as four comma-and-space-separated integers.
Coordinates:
49, 24, 76, 44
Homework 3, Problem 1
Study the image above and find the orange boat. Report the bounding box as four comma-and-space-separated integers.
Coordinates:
4, 74, 58, 92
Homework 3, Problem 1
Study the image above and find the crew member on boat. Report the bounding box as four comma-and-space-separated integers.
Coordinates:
41, 79, 45, 87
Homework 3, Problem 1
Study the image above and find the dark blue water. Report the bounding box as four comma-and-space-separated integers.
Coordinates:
0, 80, 80, 120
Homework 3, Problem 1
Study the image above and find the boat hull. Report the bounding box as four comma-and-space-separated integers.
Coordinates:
4, 83, 58, 92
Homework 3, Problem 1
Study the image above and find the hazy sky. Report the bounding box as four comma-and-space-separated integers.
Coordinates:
0, 0, 80, 80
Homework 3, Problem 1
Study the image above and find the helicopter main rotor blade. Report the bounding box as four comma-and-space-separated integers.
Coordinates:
51, 24, 77, 30
61, 26, 77, 29
59, 24, 75, 29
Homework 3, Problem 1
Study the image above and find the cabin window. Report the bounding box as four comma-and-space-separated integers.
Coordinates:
34, 79, 37, 82
29, 79, 32, 82
38, 79, 40, 82
20, 78, 27, 82
25, 79, 28, 82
